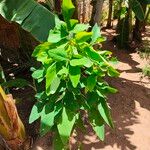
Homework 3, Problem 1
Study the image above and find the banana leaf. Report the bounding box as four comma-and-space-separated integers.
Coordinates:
129, 0, 144, 21
0, 0, 55, 42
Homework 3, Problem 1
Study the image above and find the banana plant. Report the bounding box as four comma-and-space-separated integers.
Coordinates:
0, 64, 29, 149
116, 0, 149, 48
0, 0, 55, 42
0, 86, 26, 149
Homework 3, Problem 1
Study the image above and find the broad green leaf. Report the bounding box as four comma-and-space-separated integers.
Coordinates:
107, 66, 119, 77
40, 108, 55, 136
76, 94, 90, 110
70, 57, 93, 68
46, 63, 57, 95
70, 19, 79, 29
32, 68, 44, 79
96, 37, 106, 43
91, 23, 101, 44
35, 91, 47, 101
48, 32, 62, 43
75, 32, 92, 43
87, 92, 99, 107
54, 15, 62, 30
85, 47, 106, 63
0, 0, 55, 42
32, 42, 51, 58
93, 124, 105, 141
67, 81, 81, 95
69, 65, 81, 88
71, 24, 90, 33
62, 0, 75, 27
89, 109, 105, 141
54, 102, 63, 122
48, 47, 68, 61
117, 7, 127, 19
130, 0, 144, 21
98, 51, 112, 56
50, 76, 60, 94
102, 86, 118, 94
32, 42, 57, 63
98, 99, 114, 128
87, 75, 96, 92
57, 108, 76, 145
36, 52, 49, 64
29, 102, 44, 123
60, 22, 68, 37
57, 66, 68, 76
96, 90, 105, 98
109, 57, 118, 65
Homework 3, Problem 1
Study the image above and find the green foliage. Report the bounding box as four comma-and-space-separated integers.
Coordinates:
129, 0, 145, 21
142, 65, 150, 77
29, 0, 119, 148
116, 0, 145, 49
0, 0, 55, 42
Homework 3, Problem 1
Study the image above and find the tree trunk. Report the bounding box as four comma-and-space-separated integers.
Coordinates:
54, 0, 62, 14
106, 0, 113, 28
90, 0, 104, 26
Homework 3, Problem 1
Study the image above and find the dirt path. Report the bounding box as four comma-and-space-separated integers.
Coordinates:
31, 29, 150, 150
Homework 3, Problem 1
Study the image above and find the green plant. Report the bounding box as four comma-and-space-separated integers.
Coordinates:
116, 0, 148, 48
142, 65, 150, 77
29, 0, 119, 149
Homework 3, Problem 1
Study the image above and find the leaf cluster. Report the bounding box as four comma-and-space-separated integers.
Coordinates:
29, 0, 119, 149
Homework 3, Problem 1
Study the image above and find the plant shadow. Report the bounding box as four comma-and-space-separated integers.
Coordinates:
71, 76, 150, 150
71, 31, 150, 149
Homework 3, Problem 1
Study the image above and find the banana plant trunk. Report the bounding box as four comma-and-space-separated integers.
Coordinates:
90, 0, 104, 26
106, 0, 113, 28
0, 86, 26, 149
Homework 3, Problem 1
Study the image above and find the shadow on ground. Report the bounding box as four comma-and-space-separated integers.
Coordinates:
71, 75, 150, 150
71, 30, 150, 150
